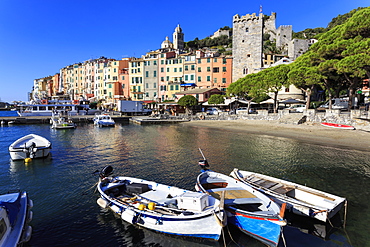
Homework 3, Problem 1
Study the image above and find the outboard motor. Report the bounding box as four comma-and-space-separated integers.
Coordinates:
23, 141, 37, 158
199, 159, 210, 172
100, 165, 113, 178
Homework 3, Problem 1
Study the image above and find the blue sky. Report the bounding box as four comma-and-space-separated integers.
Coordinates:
0, 0, 368, 103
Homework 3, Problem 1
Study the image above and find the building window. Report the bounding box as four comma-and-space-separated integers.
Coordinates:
207, 58, 210, 63
207, 67, 211, 72
198, 76, 201, 82
222, 78, 226, 83
243, 68, 248, 74
213, 67, 219, 73
214, 78, 217, 84
222, 67, 226, 72
190, 75, 194, 80
207, 76, 210, 81
198, 59, 201, 64
185, 75, 188, 81
145, 71, 149, 77
161, 68, 164, 72
166, 76, 169, 81
191, 65, 195, 70
285, 87, 290, 92
214, 58, 217, 62
246, 28, 249, 32
175, 85, 179, 90
167, 68, 169, 72
153, 71, 157, 77
174, 68, 177, 72
198, 67, 201, 72
170, 85, 174, 90
185, 65, 188, 71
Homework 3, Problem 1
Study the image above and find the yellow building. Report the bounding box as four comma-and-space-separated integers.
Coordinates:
129, 58, 144, 100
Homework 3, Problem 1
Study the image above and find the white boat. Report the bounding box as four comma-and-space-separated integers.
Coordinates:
50, 114, 76, 129
93, 114, 115, 127
230, 169, 347, 223
9, 134, 52, 160
196, 169, 286, 247
96, 166, 226, 241
0, 192, 33, 246
17, 102, 99, 117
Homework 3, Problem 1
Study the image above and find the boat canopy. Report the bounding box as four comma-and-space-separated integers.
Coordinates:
0, 193, 22, 226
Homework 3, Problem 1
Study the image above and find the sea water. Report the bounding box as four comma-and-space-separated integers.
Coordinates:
0, 114, 368, 246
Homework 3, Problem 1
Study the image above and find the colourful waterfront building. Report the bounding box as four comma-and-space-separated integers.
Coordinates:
129, 58, 144, 100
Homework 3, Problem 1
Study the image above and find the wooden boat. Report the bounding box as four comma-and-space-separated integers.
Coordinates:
96, 166, 226, 241
321, 122, 355, 130
9, 134, 52, 160
0, 192, 33, 246
196, 166, 286, 247
230, 169, 347, 223
93, 114, 115, 127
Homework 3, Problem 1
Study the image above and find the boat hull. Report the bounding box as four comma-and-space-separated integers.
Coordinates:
229, 211, 281, 247
321, 122, 355, 130
230, 169, 347, 222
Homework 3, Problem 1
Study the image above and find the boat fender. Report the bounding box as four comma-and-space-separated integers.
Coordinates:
138, 204, 146, 210
21, 225, 32, 243
148, 202, 156, 210
97, 198, 108, 209
24, 158, 32, 163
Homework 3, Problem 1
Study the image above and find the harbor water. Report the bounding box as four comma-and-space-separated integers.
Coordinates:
0, 111, 369, 246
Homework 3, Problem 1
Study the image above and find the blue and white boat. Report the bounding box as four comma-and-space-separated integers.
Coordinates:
96, 166, 226, 241
195, 160, 286, 247
93, 114, 115, 127
0, 192, 33, 246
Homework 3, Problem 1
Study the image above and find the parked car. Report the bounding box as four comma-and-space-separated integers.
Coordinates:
206, 107, 220, 115
286, 104, 306, 112
236, 107, 249, 114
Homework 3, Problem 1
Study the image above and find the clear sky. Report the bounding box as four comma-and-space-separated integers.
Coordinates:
0, 0, 368, 103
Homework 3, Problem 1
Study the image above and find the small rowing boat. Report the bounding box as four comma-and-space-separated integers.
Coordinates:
321, 122, 355, 130
230, 169, 347, 223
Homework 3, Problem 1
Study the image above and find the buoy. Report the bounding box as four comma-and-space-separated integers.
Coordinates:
24, 158, 32, 163
138, 204, 146, 210
148, 202, 156, 210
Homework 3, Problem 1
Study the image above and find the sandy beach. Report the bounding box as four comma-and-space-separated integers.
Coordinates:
182, 120, 370, 152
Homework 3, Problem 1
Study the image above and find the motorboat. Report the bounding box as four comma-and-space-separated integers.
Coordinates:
195, 160, 286, 247
0, 192, 33, 246
95, 166, 226, 240
93, 114, 115, 127
9, 134, 52, 160
230, 168, 347, 223
50, 113, 76, 129
17, 100, 100, 117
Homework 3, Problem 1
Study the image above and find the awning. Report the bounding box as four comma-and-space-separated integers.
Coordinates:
180, 83, 197, 87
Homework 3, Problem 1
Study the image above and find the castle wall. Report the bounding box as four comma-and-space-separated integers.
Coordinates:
288, 39, 309, 60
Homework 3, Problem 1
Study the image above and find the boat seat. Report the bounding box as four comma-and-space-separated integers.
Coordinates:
139, 190, 177, 206
227, 197, 263, 205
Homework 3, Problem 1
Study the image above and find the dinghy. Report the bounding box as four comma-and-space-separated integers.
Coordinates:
195, 156, 286, 247
9, 134, 52, 160
321, 122, 355, 130
95, 166, 226, 241
230, 168, 347, 223
0, 192, 33, 246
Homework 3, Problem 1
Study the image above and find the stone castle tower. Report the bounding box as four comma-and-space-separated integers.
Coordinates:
232, 12, 292, 82
173, 24, 184, 51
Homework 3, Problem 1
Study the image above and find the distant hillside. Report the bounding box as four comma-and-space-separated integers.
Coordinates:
184, 26, 232, 54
